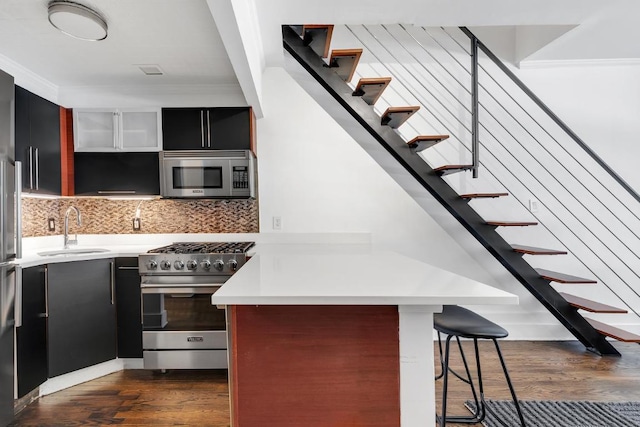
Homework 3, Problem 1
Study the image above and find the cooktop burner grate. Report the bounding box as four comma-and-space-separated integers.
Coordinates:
147, 242, 255, 255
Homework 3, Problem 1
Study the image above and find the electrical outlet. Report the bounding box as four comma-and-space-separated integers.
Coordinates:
272, 216, 282, 230
132, 218, 141, 231
47, 217, 56, 232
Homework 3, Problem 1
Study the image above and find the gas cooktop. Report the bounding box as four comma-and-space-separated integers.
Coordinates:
139, 242, 255, 275
147, 242, 255, 255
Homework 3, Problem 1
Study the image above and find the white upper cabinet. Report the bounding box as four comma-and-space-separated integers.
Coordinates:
74, 108, 162, 152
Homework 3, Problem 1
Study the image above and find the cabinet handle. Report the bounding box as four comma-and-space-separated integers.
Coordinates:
200, 110, 205, 148
113, 112, 119, 150
97, 190, 136, 195
44, 266, 49, 318
110, 261, 115, 305
28, 147, 33, 190
206, 110, 211, 148
140, 292, 144, 326
34, 148, 39, 190
117, 266, 139, 270
15, 161, 22, 258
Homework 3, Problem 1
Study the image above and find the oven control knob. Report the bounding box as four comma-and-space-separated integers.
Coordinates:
187, 260, 198, 270
147, 260, 158, 270
160, 260, 171, 270
200, 260, 211, 270
213, 259, 225, 271
174, 260, 185, 270
228, 259, 238, 271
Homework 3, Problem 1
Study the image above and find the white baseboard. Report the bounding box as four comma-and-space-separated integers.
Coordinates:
39, 358, 143, 396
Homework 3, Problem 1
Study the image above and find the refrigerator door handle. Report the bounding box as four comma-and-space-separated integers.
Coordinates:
15, 161, 22, 259
15, 267, 22, 328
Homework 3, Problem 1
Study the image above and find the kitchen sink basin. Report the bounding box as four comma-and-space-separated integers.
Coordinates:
37, 248, 110, 257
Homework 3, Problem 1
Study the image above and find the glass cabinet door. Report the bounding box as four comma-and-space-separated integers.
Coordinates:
74, 110, 116, 151
120, 110, 162, 151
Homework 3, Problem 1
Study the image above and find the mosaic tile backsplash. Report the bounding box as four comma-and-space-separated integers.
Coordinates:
22, 197, 260, 237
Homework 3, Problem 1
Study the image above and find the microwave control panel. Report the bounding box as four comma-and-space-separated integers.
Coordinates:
232, 166, 250, 189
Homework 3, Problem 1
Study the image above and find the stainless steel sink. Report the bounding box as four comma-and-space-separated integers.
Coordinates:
37, 248, 110, 256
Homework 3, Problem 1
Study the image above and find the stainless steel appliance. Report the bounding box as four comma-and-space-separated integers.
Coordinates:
159, 150, 256, 199
138, 242, 254, 369
0, 68, 20, 427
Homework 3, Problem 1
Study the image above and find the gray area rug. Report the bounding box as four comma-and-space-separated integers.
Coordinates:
465, 400, 640, 427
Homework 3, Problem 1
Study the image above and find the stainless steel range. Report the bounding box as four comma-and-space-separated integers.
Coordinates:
138, 241, 254, 369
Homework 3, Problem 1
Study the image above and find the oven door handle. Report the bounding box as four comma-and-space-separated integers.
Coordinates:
141, 285, 222, 294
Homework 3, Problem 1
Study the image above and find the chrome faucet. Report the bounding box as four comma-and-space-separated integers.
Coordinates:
64, 206, 82, 249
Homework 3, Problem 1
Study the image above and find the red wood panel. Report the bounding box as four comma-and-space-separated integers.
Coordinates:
230, 305, 400, 427
59, 107, 74, 196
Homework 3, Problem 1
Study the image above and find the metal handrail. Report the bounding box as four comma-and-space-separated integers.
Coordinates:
344, 23, 640, 314
458, 26, 640, 206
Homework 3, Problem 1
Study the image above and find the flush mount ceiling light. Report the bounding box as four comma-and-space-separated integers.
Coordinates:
48, 1, 108, 41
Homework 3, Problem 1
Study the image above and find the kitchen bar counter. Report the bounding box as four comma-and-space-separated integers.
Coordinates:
212, 247, 518, 427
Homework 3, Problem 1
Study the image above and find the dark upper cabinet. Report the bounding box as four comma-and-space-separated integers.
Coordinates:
115, 258, 142, 358
47, 259, 117, 377
16, 266, 48, 398
162, 107, 251, 151
74, 152, 160, 196
15, 86, 61, 194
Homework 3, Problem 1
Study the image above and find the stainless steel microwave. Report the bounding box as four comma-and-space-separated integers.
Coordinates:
160, 150, 256, 199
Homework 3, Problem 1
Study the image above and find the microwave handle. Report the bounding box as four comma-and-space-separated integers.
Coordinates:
206, 110, 211, 148
200, 110, 205, 148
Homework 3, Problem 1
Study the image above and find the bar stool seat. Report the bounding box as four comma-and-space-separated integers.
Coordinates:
434, 305, 526, 427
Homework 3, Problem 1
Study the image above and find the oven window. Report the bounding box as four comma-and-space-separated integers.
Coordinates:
143, 294, 225, 331
172, 166, 223, 189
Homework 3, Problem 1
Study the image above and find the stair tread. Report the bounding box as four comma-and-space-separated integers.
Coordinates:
381, 106, 420, 129
302, 24, 334, 58
485, 220, 538, 227
433, 164, 474, 176
329, 49, 363, 82
406, 135, 450, 152
535, 268, 597, 284
559, 292, 627, 313
511, 244, 567, 255
353, 77, 392, 105
584, 317, 640, 342
460, 192, 509, 199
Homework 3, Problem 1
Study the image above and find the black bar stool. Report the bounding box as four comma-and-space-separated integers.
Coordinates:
434, 305, 526, 427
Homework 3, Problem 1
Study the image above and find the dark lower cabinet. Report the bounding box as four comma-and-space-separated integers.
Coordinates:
115, 258, 142, 358
16, 266, 48, 398
74, 152, 160, 196
47, 259, 117, 377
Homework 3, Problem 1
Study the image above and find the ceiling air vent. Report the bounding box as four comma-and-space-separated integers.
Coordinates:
137, 65, 164, 76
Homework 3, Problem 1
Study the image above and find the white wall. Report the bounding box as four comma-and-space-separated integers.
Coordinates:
256, 66, 565, 339
518, 62, 640, 193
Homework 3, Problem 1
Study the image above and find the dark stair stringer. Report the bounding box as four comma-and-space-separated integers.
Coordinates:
282, 24, 620, 356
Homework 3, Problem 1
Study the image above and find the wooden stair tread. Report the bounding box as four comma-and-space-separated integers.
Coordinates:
535, 268, 597, 284
302, 25, 334, 58
380, 106, 420, 129
433, 164, 474, 176
511, 244, 567, 255
407, 135, 449, 152
460, 192, 508, 199
353, 77, 392, 105
584, 318, 640, 342
328, 49, 363, 82
559, 292, 627, 313
485, 220, 538, 227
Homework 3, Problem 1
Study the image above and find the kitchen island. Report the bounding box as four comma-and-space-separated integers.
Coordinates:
212, 247, 518, 427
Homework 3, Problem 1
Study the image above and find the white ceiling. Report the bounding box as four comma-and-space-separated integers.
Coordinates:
0, 0, 638, 109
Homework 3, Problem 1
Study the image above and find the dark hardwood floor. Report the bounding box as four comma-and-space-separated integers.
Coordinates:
10, 341, 640, 426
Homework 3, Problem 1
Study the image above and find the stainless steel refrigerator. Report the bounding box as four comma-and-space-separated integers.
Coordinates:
0, 68, 19, 427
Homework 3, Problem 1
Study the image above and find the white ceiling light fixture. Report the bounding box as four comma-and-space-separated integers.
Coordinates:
48, 1, 108, 41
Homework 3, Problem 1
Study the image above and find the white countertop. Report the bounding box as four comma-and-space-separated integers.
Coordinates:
211, 250, 519, 306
